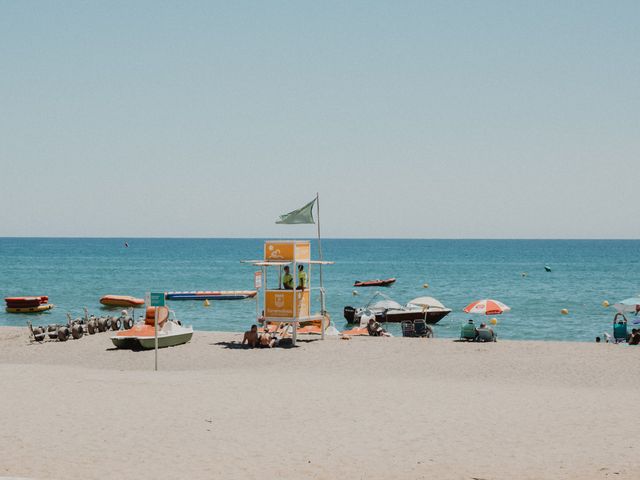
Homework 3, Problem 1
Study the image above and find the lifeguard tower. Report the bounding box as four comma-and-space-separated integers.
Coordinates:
243, 240, 332, 345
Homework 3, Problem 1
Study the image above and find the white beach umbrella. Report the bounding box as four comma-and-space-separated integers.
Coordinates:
613, 297, 640, 314
406, 296, 447, 310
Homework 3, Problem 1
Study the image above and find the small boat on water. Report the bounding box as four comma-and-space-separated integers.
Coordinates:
165, 290, 257, 301
353, 278, 396, 287
7, 304, 54, 313
111, 306, 193, 349
100, 295, 145, 307
5, 296, 53, 313
344, 292, 451, 325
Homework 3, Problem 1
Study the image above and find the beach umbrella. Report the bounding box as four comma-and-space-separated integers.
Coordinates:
613, 297, 640, 314
463, 299, 511, 315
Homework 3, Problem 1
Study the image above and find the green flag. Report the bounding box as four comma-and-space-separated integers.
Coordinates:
276, 198, 316, 224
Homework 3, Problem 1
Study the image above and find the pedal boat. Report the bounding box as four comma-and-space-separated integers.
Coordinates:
111, 306, 193, 349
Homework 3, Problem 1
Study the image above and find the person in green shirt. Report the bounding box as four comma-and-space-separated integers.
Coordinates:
282, 266, 293, 290
297, 264, 307, 290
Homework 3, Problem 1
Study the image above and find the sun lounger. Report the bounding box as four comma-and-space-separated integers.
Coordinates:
613, 313, 628, 343
414, 319, 433, 338
341, 327, 369, 336
401, 320, 416, 337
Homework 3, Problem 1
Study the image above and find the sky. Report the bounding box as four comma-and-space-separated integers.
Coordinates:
0, 1, 638, 239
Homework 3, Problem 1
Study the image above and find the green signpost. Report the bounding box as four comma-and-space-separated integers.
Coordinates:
146, 292, 166, 371
150, 292, 165, 307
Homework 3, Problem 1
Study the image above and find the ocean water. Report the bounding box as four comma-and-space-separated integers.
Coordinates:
1, 238, 638, 341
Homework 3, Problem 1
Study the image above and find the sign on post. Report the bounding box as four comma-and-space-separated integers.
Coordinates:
254, 271, 262, 290
150, 292, 165, 307
146, 292, 165, 372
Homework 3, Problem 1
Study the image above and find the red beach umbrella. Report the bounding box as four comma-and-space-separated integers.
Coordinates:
463, 299, 511, 315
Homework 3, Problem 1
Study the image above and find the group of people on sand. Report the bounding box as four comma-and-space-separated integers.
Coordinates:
596, 328, 640, 345
242, 324, 289, 348
466, 319, 497, 342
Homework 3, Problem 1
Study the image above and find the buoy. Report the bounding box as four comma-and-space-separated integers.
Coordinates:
545, 265, 552, 272
490, 318, 498, 326
521, 272, 527, 277
602, 300, 609, 308
204, 299, 210, 307
422, 283, 429, 288
352, 290, 358, 296
561, 308, 569, 315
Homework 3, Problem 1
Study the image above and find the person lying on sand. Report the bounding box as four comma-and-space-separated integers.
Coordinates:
242, 325, 259, 348
259, 333, 276, 348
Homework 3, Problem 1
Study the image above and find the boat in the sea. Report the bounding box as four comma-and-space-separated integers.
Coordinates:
165, 290, 257, 301
353, 278, 396, 287
6, 304, 54, 313
5, 296, 53, 313
344, 293, 451, 325
111, 306, 193, 349
100, 295, 145, 307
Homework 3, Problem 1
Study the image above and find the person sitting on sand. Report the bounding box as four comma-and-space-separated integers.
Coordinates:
242, 324, 259, 348
367, 318, 390, 337
259, 332, 276, 348
476, 322, 496, 342
628, 329, 640, 345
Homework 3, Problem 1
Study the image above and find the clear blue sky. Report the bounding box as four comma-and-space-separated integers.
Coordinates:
1, 1, 638, 238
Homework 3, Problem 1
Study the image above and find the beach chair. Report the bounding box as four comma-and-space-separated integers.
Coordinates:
613, 313, 628, 343
401, 320, 416, 337
476, 327, 496, 342
414, 319, 433, 338
460, 322, 477, 341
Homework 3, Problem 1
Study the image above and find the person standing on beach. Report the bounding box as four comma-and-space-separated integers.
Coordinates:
297, 265, 307, 290
282, 266, 294, 290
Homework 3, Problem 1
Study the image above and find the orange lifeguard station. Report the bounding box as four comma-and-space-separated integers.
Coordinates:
243, 240, 332, 345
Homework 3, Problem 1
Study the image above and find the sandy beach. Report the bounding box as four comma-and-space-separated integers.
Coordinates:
0, 326, 638, 480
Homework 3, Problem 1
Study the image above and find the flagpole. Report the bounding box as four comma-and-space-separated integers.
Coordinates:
316, 192, 325, 315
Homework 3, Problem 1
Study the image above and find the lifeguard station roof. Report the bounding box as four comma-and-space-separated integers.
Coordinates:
240, 260, 334, 266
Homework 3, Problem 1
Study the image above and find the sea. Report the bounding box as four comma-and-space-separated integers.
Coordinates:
1, 238, 638, 341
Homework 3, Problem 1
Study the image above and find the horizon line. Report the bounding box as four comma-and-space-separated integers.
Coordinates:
0, 236, 638, 241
